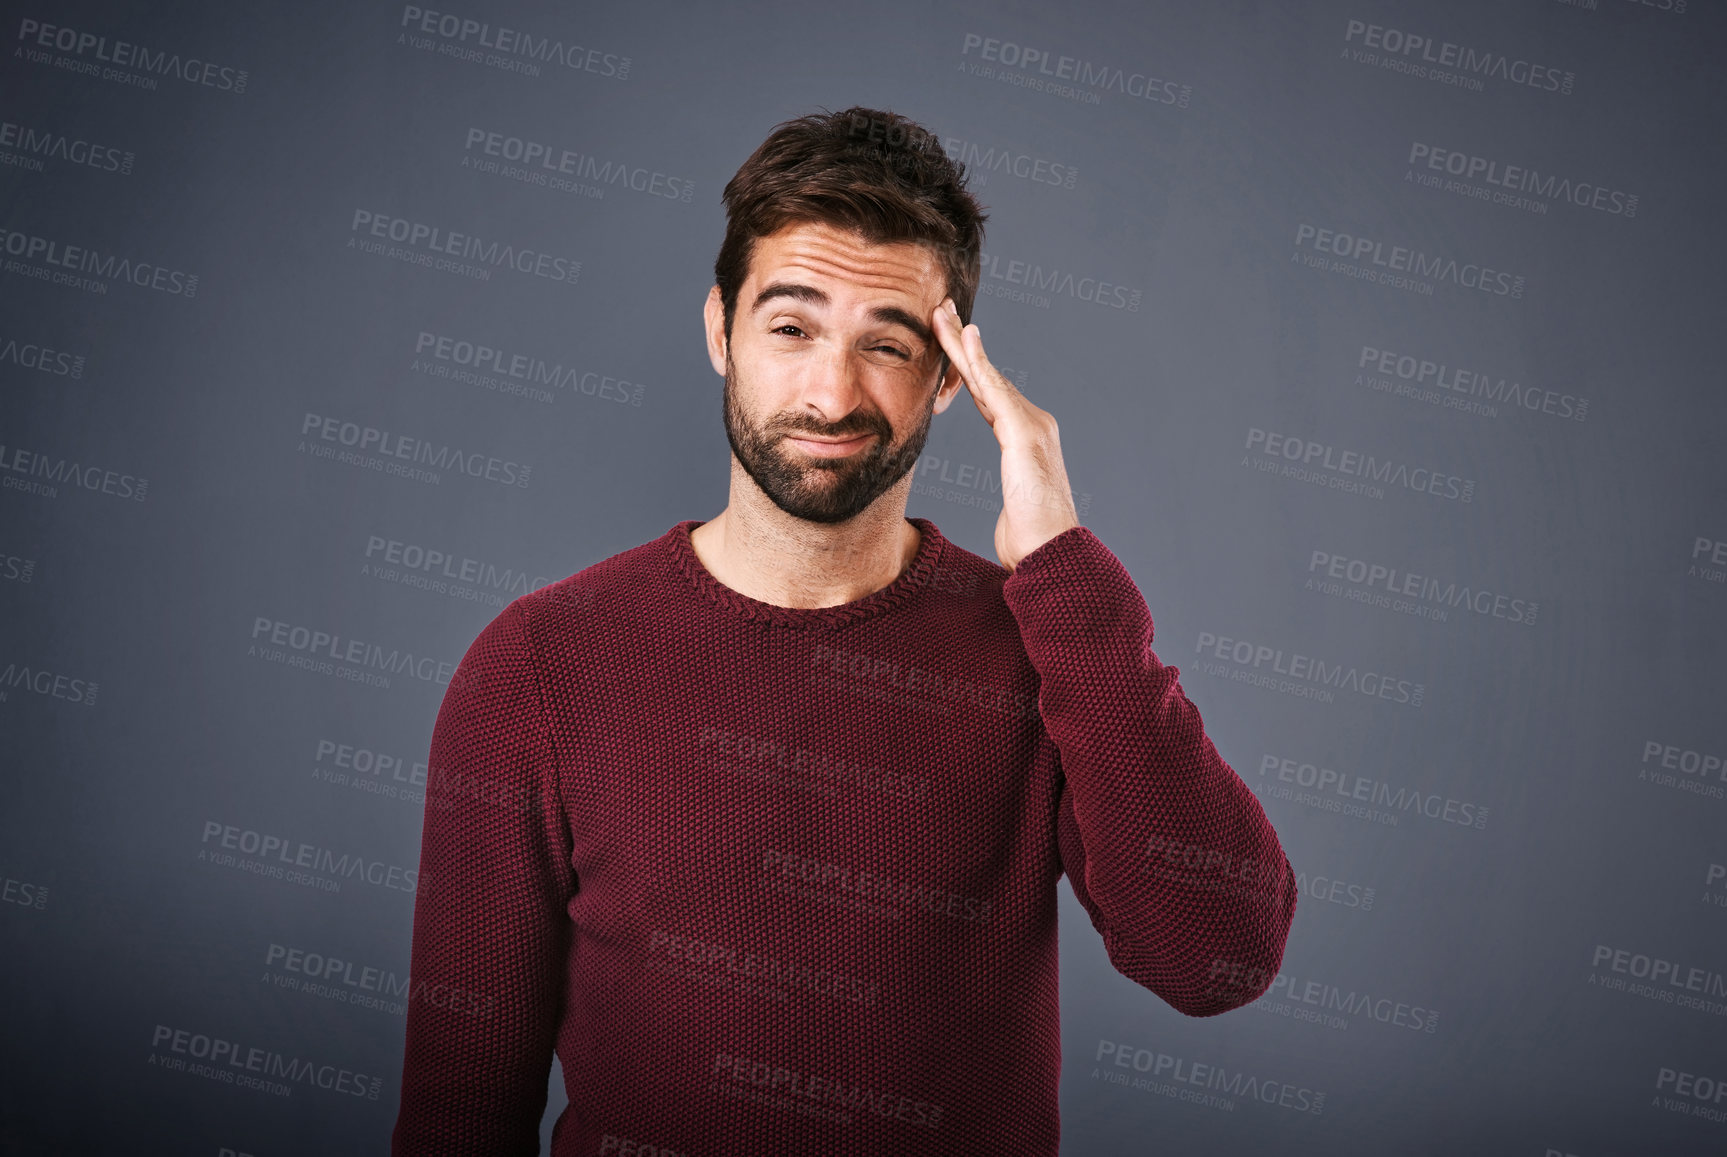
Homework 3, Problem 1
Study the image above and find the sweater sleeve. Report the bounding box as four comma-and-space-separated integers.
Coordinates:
392, 599, 576, 1154
1001, 526, 1296, 1016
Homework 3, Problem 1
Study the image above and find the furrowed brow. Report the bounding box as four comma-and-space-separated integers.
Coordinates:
751, 282, 829, 313
869, 306, 933, 348
751, 284, 933, 349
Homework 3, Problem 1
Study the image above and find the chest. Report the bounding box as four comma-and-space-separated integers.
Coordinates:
547, 630, 1050, 941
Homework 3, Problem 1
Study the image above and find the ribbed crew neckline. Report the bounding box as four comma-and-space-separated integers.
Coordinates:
667, 517, 948, 630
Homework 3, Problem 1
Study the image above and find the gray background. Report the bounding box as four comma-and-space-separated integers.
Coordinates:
3, 0, 1724, 1153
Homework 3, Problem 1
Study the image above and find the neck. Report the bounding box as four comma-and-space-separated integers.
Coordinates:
689, 459, 921, 609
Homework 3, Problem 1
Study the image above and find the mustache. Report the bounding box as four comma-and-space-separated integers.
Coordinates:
771, 415, 889, 440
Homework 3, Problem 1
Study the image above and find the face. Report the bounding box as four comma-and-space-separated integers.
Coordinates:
704, 220, 964, 525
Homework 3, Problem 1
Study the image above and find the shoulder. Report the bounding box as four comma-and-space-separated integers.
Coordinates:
488, 524, 687, 651
439, 528, 676, 716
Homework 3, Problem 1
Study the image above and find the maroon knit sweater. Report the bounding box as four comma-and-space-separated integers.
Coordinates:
392, 518, 1295, 1156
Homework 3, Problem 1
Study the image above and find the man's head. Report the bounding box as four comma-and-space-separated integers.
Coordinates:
704, 108, 988, 525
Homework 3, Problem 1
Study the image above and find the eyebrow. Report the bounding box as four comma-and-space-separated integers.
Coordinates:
750, 282, 934, 348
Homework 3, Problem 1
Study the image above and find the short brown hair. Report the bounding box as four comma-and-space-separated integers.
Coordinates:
714, 107, 988, 366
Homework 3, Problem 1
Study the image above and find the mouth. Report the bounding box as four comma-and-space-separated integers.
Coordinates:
785, 433, 875, 457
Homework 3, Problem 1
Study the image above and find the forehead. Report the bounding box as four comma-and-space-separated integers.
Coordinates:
747, 220, 943, 302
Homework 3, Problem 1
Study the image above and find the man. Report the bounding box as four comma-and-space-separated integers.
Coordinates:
393, 106, 1295, 1156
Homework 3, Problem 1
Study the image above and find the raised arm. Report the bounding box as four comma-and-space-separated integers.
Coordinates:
393, 600, 575, 1154
1003, 527, 1297, 1016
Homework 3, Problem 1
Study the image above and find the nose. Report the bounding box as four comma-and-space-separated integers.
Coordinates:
794, 341, 868, 428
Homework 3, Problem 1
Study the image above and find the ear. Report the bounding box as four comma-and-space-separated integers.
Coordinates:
930, 355, 966, 416
703, 285, 728, 377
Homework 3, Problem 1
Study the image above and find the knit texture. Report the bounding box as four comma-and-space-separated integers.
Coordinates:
392, 518, 1296, 1156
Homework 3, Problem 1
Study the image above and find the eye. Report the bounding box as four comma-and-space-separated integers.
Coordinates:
772, 324, 805, 338
870, 345, 911, 360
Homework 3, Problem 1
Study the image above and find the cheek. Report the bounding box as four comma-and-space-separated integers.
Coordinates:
886, 390, 938, 434
729, 344, 787, 389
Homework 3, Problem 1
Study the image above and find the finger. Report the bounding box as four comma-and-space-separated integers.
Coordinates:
932, 298, 975, 384
957, 320, 1027, 408
955, 327, 1000, 424
956, 319, 1031, 428
932, 303, 998, 424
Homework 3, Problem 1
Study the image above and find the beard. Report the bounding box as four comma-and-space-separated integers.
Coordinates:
721, 352, 936, 525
